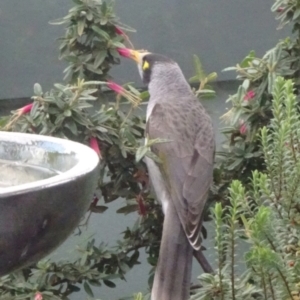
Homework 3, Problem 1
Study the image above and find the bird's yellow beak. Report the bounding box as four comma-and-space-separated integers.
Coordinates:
128, 49, 141, 63
117, 48, 147, 64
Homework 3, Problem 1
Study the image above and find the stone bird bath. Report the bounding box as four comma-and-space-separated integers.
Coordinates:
0, 132, 99, 276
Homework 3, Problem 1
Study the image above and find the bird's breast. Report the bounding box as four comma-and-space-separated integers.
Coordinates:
145, 157, 170, 214
146, 99, 157, 122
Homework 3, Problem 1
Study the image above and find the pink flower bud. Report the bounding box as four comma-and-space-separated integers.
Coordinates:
117, 47, 132, 59
18, 103, 33, 115
89, 137, 102, 158
277, 7, 284, 12
115, 26, 125, 36
244, 90, 255, 101
35, 292, 43, 300
107, 81, 125, 94
239, 122, 247, 135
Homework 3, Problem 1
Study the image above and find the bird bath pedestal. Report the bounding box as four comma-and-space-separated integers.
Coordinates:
0, 132, 99, 276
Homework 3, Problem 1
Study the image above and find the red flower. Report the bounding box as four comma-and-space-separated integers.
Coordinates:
115, 26, 125, 36
18, 103, 33, 115
136, 194, 147, 216
106, 80, 141, 106
239, 121, 247, 135
34, 292, 43, 300
92, 195, 99, 206
117, 47, 132, 59
288, 261, 295, 267
89, 137, 102, 158
107, 81, 125, 94
244, 90, 255, 101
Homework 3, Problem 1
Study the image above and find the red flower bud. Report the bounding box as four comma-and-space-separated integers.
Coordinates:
35, 292, 43, 300
115, 26, 125, 36
277, 7, 284, 12
107, 81, 125, 94
89, 137, 102, 158
92, 195, 99, 206
107, 80, 141, 106
18, 103, 33, 115
239, 121, 247, 135
244, 90, 255, 101
117, 47, 132, 59
136, 194, 146, 216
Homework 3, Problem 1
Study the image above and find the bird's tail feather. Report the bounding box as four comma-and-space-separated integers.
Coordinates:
151, 204, 193, 300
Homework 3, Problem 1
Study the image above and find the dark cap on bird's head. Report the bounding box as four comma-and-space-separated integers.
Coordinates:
117, 48, 176, 85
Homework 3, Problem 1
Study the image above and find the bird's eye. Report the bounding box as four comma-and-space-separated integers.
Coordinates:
142, 60, 150, 70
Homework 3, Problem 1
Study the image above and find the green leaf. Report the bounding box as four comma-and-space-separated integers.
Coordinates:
207, 72, 218, 82
130, 250, 140, 265
197, 89, 215, 94
222, 66, 237, 72
139, 91, 150, 100
77, 20, 85, 36
103, 279, 116, 288
101, 2, 107, 15
227, 158, 243, 170
83, 281, 94, 297
111, 41, 125, 48
96, 126, 108, 133
54, 83, 68, 92
64, 109, 72, 117
193, 54, 206, 81
86, 11, 93, 21
68, 284, 81, 292
49, 18, 69, 25
64, 120, 78, 135
91, 25, 110, 40
189, 75, 199, 83
94, 50, 107, 69
268, 72, 277, 94
91, 205, 108, 213
127, 84, 140, 95
240, 50, 256, 68
86, 64, 104, 74
100, 18, 108, 25
293, 8, 300, 20
109, 48, 120, 58
117, 204, 139, 214
34, 83, 43, 96
135, 146, 148, 162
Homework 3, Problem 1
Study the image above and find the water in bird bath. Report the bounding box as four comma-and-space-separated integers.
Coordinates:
0, 159, 61, 188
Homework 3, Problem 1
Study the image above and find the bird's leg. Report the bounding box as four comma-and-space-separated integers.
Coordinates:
193, 250, 214, 274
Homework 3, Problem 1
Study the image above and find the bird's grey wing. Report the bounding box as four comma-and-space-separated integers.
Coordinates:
147, 101, 215, 250
182, 128, 215, 249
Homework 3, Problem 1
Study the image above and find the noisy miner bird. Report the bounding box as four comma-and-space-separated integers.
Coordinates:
118, 48, 215, 300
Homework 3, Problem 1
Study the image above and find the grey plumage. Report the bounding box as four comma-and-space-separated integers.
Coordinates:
127, 50, 215, 300
144, 58, 214, 300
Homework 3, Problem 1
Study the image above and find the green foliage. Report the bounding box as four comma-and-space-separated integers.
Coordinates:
213, 0, 300, 207
50, 0, 135, 82
189, 54, 218, 98
192, 1, 300, 298
192, 77, 300, 299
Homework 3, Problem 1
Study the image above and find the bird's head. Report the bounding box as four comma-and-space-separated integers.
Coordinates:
117, 48, 178, 86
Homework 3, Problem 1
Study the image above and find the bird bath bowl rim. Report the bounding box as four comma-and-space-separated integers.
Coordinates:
0, 131, 99, 197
